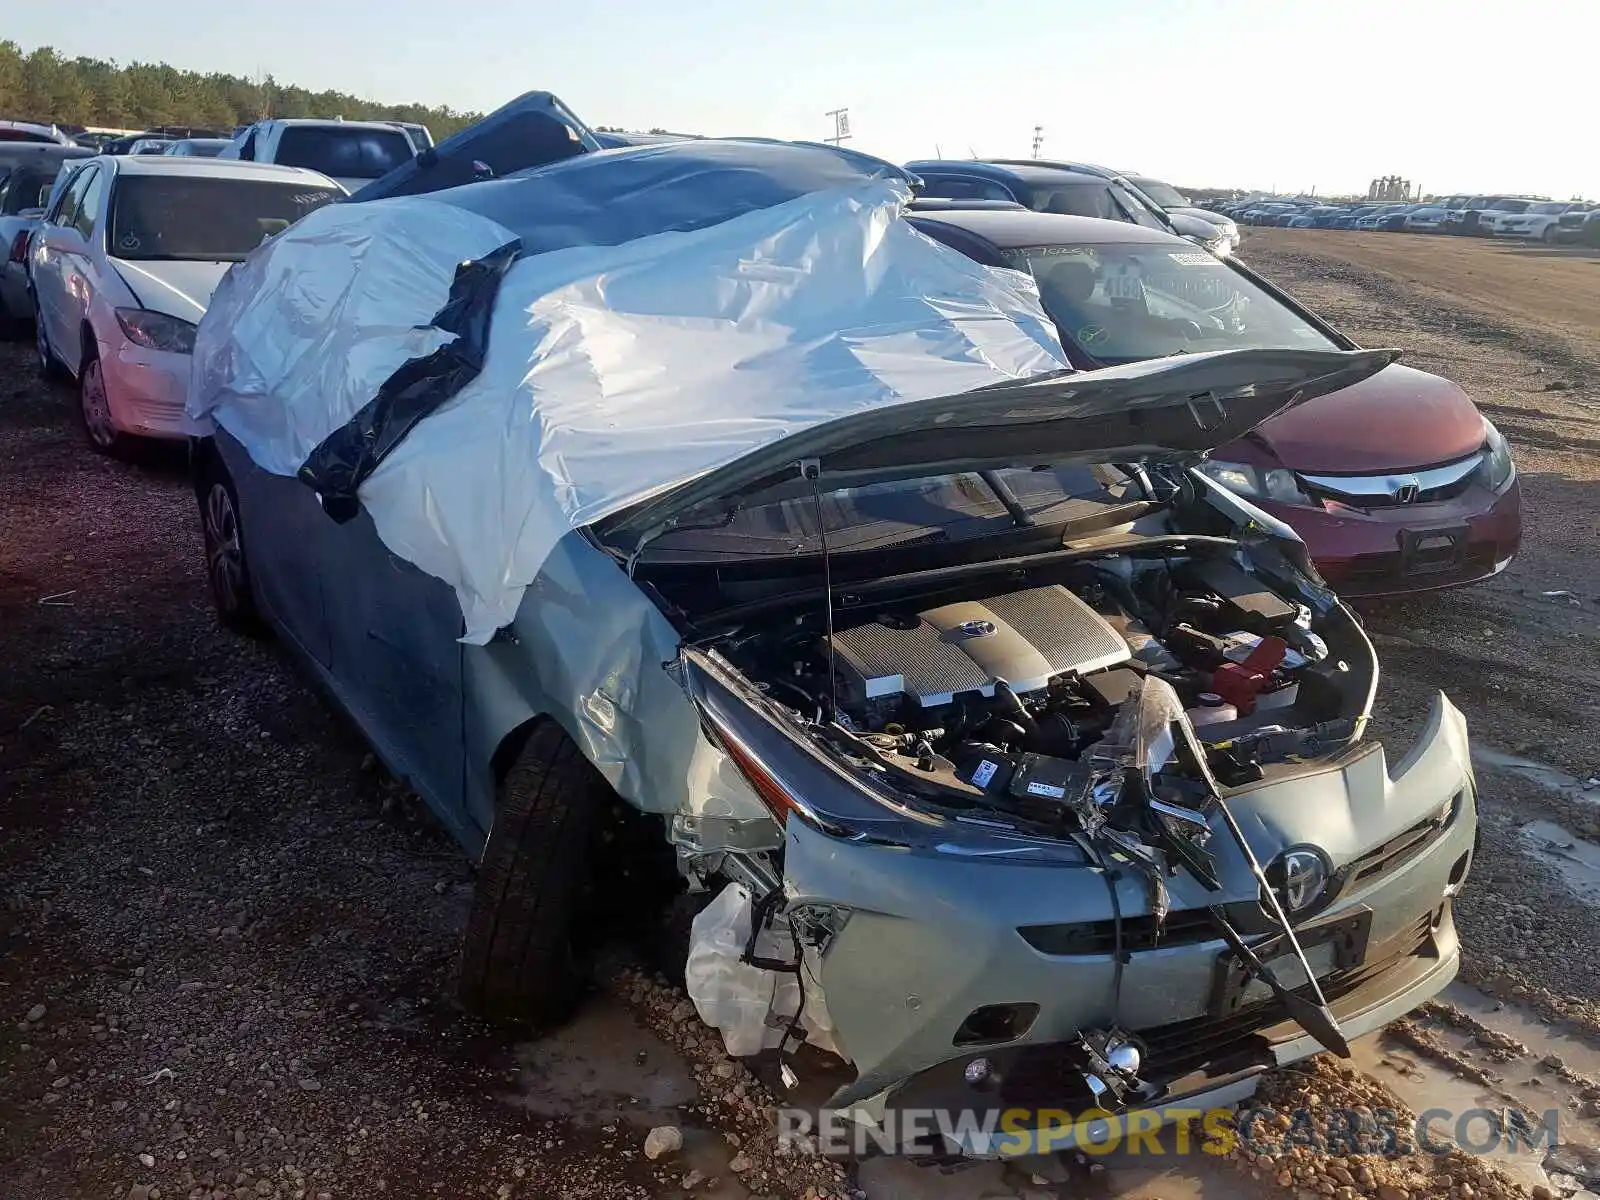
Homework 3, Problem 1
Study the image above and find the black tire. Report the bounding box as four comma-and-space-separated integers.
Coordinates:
35, 307, 67, 380
77, 346, 137, 459
458, 721, 619, 1028
196, 452, 267, 636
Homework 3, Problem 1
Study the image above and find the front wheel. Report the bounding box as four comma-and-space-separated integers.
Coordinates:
458, 722, 621, 1029
78, 349, 135, 458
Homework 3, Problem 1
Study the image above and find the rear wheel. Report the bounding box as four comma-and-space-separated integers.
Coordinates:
458, 722, 620, 1028
196, 453, 267, 636
35, 309, 66, 380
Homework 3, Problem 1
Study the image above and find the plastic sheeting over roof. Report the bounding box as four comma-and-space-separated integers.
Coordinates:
189, 139, 1070, 642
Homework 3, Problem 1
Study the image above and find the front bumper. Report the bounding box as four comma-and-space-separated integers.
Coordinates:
105, 339, 206, 440
1253, 478, 1521, 598
785, 694, 1477, 1127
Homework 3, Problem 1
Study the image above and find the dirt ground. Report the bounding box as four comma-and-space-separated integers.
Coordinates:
3, 228, 1600, 1200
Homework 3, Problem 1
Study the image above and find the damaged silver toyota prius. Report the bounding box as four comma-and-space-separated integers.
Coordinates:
186, 103, 1476, 1155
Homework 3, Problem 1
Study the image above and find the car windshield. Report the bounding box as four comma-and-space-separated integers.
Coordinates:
275, 126, 414, 179
109, 175, 344, 261
639, 464, 1139, 561
1489, 199, 1530, 212
1528, 202, 1567, 214
1021, 181, 1166, 229
1002, 242, 1338, 366
1131, 178, 1191, 208
1, 170, 53, 214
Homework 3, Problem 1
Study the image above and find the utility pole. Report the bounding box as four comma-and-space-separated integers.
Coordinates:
824, 108, 851, 146
1032, 125, 1044, 159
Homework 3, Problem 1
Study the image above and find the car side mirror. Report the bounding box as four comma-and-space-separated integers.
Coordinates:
42, 226, 80, 251
20, 207, 44, 220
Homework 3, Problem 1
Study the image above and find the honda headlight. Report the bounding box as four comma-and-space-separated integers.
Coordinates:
1479, 419, 1516, 492
115, 308, 197, 354
1197, 460, 1312, 506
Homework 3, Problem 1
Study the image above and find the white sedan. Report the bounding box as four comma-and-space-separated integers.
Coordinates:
29, 155, 344, 456
1490, 201, 1591, 242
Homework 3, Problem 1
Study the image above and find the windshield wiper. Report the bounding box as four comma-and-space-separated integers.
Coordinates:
977, 469, 1035, 528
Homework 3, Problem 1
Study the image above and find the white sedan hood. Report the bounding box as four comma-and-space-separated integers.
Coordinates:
111, 258, 231, 325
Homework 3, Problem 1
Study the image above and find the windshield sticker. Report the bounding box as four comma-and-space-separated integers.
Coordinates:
118, 233, 141, 251
1103, 263, 1145, 302
1078, 324, 1109, 346
1168, 251, 1221, 267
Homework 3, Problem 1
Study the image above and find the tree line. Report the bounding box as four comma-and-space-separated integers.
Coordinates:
0, 42, 482, 137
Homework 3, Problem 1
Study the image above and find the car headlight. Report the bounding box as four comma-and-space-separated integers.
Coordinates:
1479, 418, 1516, 492
115, 308, 197, 354
1197, 459, 1312, 505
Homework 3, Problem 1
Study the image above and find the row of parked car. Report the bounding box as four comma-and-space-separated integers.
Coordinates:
1217, 194, 1599, 244
1, 94, 1494, 1147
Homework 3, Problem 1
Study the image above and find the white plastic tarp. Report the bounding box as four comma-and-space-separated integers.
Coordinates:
190, 178, 1071, 642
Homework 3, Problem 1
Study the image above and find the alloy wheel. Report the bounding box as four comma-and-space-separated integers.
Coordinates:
35, 316, 52, 375
204, 482, 245, 613
80, 358, 116, 449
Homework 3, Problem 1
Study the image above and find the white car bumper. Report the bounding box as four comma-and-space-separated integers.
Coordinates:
105, 340, 207, 440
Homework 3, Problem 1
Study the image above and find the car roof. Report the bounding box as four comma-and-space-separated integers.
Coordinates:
906, 159, 1110, 186
262, 118, 415, 133
110, 155, 341, 184
0, 143, 93, 166
906, 206, 1188, 249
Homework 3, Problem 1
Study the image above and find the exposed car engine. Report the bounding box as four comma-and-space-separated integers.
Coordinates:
720, 547, 1368, 825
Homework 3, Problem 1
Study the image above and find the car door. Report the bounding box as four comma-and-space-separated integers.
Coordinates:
32, 164, 92, 359
217, 431, 335, 670
54, 164, 107, 371
316, 508, 467, 826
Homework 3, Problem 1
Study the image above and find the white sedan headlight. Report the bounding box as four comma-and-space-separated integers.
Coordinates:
115, 308, 197, 355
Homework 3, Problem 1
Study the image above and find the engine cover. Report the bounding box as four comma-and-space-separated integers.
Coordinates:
830, 585, 1130, 709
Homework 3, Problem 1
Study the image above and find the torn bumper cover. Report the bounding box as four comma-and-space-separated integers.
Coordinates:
703, 689, 1473, 1140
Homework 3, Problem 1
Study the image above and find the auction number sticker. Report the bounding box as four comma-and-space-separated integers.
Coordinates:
1168, 251, 1220, 266
1103, 265, 1145, 301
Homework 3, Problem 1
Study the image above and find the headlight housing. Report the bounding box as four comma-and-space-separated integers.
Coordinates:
115, 308, 197, 355
1196, 459, 1312, 506
1479, 418, 1516, 492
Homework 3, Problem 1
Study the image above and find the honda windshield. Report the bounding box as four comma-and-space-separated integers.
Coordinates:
109, 175, 344, 261
1003, 242, 1339, 367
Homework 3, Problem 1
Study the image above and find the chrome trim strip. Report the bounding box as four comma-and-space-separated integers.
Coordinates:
1300, 452, 1483, 501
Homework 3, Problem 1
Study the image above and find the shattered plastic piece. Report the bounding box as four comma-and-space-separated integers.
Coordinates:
684, 882, 841, 1059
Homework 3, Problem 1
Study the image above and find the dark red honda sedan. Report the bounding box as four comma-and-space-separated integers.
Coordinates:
909, 205, 1521, 596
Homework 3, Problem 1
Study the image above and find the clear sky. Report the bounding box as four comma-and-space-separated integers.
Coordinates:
14, 0, 1596, 200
